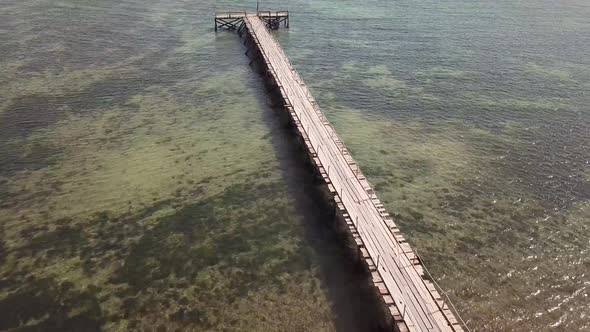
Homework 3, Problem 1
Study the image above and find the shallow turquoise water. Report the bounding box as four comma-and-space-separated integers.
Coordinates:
1, 0, 589, 331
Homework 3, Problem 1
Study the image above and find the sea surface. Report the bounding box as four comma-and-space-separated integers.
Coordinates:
1, 0, 589, 331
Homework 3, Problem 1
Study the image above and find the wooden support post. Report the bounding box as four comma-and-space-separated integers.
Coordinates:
237, 21, 246, 36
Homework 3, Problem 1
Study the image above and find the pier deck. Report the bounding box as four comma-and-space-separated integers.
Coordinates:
217, 12, 465, 332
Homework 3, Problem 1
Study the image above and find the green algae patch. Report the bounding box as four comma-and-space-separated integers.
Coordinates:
525, 63, 576, 83
352, 63, 414, 93
1, 178, 335, 331
0, 39, 337, 330
418, 66, 470, 80
363, 66, 411, 93
327, 109, 590, 331
465, 93, 567, 114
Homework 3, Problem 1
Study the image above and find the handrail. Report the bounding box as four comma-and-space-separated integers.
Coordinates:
216, 10, 289, 17
257, 10, 289, 17
415, 251, 472, 331
215, 11, 247, 19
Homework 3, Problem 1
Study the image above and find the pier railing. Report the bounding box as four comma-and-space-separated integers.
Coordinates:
214, 11, 246, 18
257, 10, 289, 17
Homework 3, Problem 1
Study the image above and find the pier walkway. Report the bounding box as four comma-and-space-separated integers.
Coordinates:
216, 12, 466, 332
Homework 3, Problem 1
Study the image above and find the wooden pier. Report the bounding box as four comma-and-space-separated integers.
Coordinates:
216, 12, 466, 332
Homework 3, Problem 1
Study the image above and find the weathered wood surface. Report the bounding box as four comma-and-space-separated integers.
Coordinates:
243, 15, 464, 332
